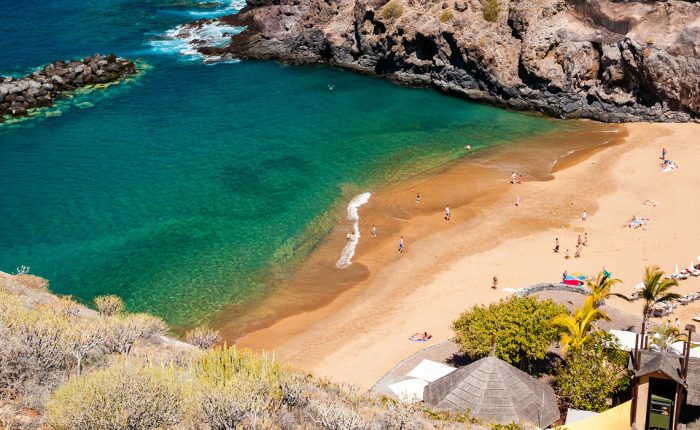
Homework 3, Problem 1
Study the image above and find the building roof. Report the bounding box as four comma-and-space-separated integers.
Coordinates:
631, 349, 700, 406
423, 356, 560, 428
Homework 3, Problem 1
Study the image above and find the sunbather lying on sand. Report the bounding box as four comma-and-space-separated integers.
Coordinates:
627, 215, 649, 228
409, 332, 432, 341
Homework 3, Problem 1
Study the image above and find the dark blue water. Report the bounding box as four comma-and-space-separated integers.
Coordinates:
0, 0, 565, 327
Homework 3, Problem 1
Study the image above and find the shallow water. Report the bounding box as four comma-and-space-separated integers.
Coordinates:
1, 0, 587, 327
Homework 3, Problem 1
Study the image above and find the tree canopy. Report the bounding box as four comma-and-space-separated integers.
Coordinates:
452, 296, 566, 368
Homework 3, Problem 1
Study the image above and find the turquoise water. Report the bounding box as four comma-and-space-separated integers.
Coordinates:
0, 0, 564, 327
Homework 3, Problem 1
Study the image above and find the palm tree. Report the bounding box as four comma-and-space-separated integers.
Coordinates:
586, 271, 630, 308
552, 296, 610, 355
640, 266, 680, 337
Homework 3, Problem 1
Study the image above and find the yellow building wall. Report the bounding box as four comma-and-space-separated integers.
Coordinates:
563, 401, 632, 430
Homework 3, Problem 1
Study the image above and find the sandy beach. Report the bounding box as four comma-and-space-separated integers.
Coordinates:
231, 122, 700, 390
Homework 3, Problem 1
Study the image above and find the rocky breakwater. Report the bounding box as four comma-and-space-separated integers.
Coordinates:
193, 0, 700, 122
0, 54, 136, 122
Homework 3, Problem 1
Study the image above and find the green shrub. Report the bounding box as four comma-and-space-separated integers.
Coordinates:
46, 362, 186, 430
439, 9, 454, 23
382, 0, 404, 20
556, 332, 631, 412
482, 0, 499, 22
452, 296, 566, 369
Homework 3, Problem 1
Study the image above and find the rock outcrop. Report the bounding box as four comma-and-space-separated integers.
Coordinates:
193, 0, 700, 122
0, 54, 136, 122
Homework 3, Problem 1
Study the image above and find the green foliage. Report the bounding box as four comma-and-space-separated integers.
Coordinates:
46, 362, 186, 430
640, 266, 680, 333
586, 271, 628, 307
452, 296, 566, 368
381, 0, 404, 20
439, 9, 454, 23
555, 332, 630, 412
552, 295, 610, 355
482, 0, 499, 22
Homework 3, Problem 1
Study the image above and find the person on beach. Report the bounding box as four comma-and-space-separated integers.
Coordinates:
577, 234, 582, 247
510, 171, 517, 184
492, 276, 498, 290
575, 244, 581, 258
517, 174, 523, 184
416, 193, 421, 203
371, 225, 377, 237
553, 238, 560, 253
399, 236, 404, 253
562, 270, 568, 282
661, 147, 667, 161
515, 195, 520, 206
346, 233, 352, 241
583, 232, 588, 246
445, 206, 451, 221
582, 210, 588, 221
465, 144, 471, 151
675, 318, 680, 328
565, 249, 570, 259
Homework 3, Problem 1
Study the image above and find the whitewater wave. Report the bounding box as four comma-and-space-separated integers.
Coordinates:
148, 0, 246, 63
148, 21, 245, 63
335, 192, 371, 269
187, 0, 247, 17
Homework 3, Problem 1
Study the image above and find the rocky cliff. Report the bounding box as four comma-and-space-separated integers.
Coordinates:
195, 0, 700, 122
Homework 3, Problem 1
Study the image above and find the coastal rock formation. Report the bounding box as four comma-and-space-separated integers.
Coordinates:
195, 0, 699, 122
0, 54, 136, 122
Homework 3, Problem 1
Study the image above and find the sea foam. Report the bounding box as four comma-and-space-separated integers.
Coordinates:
335, 192, 371, 269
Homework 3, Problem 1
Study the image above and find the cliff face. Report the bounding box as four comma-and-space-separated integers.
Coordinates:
202, 0, 699, 122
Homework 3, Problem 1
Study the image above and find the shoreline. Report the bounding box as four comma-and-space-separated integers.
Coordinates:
228, 122, 700, 390
212, 122, 620, 341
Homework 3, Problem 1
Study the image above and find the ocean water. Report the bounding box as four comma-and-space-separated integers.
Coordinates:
0, 0, 569, 327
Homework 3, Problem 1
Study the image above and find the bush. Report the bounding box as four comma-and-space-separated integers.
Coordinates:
381, 0, 404, 20
0, 302, 74, 397
439, 9, 454, 23
452, 296, 566, 368
185, 326, 222, 350
93, 294, 124, 316
482, 0, 499, 22
46, 362, 185, 430
103, 313, 168, 355
556, 332, 630, 412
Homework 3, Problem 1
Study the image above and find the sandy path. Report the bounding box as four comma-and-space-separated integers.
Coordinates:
238, 123, 700, 390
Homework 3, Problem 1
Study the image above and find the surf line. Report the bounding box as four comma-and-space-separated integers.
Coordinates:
335, 192, 371, 268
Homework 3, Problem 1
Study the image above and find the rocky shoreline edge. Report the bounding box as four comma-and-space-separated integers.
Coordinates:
186, 0, 699, 123
0, 53, 136, 122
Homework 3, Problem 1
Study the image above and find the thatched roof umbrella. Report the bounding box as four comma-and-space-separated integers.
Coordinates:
423, 356, 560, 428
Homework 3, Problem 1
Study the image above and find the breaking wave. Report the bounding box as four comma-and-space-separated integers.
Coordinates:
335, 192, 371, 269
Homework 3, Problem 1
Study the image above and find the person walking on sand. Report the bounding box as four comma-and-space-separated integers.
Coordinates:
661, 147, 667, 161
445, 206, 451, 221
565, 249, 570, 259
416, 193, 421, 203
371, 224, 377, 237
492, 276, 498, 290
575, 244, 581, 258
398, 236, 404, 254
515, 195, 520, 206
582, 210, 588, 221
577, 234, 582, 247
510, 171, 517, 184
675, 317, 680, 329
553, 238, 560, 253
583, 232, 588, 246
